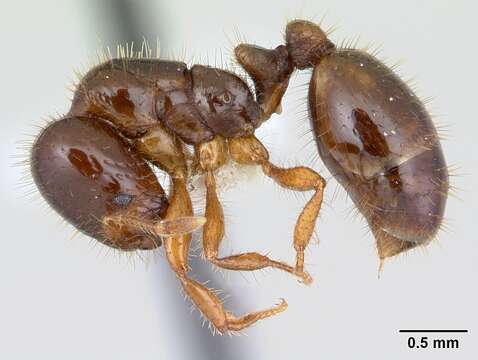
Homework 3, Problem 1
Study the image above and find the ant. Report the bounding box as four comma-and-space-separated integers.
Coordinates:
30, 19, 447, 334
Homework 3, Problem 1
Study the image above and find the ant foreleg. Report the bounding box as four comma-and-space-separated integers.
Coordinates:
229, 135, 326, 277
224, 298, 287, 332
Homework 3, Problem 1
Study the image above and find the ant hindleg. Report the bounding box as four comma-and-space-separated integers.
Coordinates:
196, 137, 312, 284
163, 175, 287, 333
229, 135, 326, 279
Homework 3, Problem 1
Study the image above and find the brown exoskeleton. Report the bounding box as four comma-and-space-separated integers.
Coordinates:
31, 37, 325, 333
31, 17, 449, 334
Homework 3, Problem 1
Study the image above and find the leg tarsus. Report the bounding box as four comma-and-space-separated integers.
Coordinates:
178, 273, 288, 334
293, 185, 325, 272
225, 298, 288, 332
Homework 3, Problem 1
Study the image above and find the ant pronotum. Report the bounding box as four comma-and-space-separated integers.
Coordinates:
30, 19, 448, 334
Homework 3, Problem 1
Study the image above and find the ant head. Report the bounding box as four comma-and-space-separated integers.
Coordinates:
285, 20, 335, 69
31, 116, 169, 251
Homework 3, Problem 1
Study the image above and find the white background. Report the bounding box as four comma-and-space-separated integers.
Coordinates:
1, 1, 476, 359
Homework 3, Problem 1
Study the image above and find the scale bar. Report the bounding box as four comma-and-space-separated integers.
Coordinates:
399, 330, 468, 333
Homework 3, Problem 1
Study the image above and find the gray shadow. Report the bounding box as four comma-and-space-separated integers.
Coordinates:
152, 237, 258, 360
83, 0, 172, 48
81, 1, 258, 358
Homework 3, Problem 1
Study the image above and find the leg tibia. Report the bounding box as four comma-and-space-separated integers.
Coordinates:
163, 177, 194, 274
202, 171, 224, 258
294, 189, 324, 272
179, 276, 228, 333
180, 275, 287, 333
212, 252, 274, 270
215, 253, 312, 284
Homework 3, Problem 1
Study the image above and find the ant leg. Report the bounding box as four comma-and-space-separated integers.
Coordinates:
195, 137, 312, 283
99, 125, 204, 241
202, 171, 312, 284
224, 298, 287, 332
262, 163, 325, 273
163, 177, 195, 273
164, 176, 287, 333
229, 135, 326, 275
102, 213, 206, 240
178, 273, 288, 334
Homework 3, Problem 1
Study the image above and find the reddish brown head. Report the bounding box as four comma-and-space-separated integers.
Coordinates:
31, 116, 168, 250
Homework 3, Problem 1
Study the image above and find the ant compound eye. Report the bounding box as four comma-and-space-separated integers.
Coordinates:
221, 91, 231, 104
113, 192, 134, 207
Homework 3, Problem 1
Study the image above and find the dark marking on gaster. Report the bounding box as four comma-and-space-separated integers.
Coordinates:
352, 108, 390, 158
